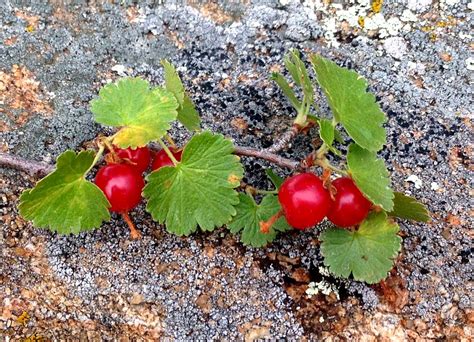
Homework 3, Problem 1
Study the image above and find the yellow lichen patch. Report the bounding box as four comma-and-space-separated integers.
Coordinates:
358, 16, 365, 28
0, 65, 52, 131
23, 333, 45, 342
371, 0, 383, 14
16, 311, 30, 326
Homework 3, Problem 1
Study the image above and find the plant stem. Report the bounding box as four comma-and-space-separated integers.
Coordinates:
233, 146, 299, 169
313, 156, 348, 176
157, 138, 179, 165
264, 124, 300, 154
1, 144, 302, 176
255, 189, 278, 195
311, 142, 348, 176
0, 152, 54, 176
84, 144, 105, 176
121, 212, 141, 240
259, 209, 283, 234
165, 134, 177, 149
323, 160, 348, 175
101, 137, 115, 153
244, 185, 278, 196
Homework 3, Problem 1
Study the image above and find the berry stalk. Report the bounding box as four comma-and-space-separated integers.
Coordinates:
157, 138, 179, 166
121, 212, 142, 239
84, 143, 105, 176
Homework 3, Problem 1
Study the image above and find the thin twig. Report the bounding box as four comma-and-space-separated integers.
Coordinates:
0, 143, 301, 177
0, 152, 54, 176
264, 125, 300, 153
233, 146, 299, 169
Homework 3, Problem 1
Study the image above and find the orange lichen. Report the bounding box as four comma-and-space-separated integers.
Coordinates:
0, 65, 52, 131
198, 3, 233, 25
15, 10, 39, 31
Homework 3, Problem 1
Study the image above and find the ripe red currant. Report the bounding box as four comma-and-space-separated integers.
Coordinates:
327, 177, 371, 227
278, 173, 332, 230
113, 146, 151, 173
152, 148, 182, 171
95, 164, 144, 213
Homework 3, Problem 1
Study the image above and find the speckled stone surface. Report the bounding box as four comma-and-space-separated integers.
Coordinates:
1, 0, 472, 340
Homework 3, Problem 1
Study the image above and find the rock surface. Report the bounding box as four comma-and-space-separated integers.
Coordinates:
1, 0, 472, 340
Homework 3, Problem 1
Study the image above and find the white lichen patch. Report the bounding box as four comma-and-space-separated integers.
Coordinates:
400, 9, 418, 22
406, 174, 423, 189
306, 280, 340, 300
465, 57, 474, 71
430, 182, 440, 191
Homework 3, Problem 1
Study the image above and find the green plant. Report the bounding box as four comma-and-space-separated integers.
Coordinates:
16, 51, 429, 284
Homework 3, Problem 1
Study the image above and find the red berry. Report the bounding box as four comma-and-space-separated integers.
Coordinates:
278, 173, 332, 230
95, 164, 144, 213
327, 177, 371, 227
114, 146, 151, 173
152, 148, 182, 171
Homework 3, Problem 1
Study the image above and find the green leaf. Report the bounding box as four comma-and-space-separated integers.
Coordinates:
388, 192, 430, 222
320, 212, 401, 284
319, 118, 334, 146
283, 51, 301, 86
18, 150, 110, 234
161, 60, 185, 105
228, 194, 290, 247
347, 144, 394, 211
144, 131, 244, 236
311, 55, 386, 152
177, 94, 201, 131
319, 119, 342, 156
265, 169, 284, 189
334, 128, 345, 144
271, 72, 301, 111
286, 49, 313, 103
91, 78, 178, 148
161, 61, 201, 131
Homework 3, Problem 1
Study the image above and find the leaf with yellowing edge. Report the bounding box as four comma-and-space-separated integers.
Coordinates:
90, 77, 178, 148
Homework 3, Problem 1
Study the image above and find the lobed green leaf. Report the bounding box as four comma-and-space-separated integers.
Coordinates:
319, 118, 342, 156
228, 194, 290, 247
285, 49, 313, 104
90, 77, 178, 148
144, 131, 244, 236
319, 118, 335, 147
311, 55, 386, 152
161, 60, 201, 131
388, 192, 430, 222
320, 212, 402, 284
177, 94, 201, 131
347, 144, 394, 211
271, 72, 301, 111
18, 150, 110, 234
265, 169, 284, 189
161, 60, 185, 105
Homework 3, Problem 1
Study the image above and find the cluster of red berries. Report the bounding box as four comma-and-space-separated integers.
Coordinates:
278, 173, 371, 229
94, 146, 182, 215
94, 144, 369, 236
